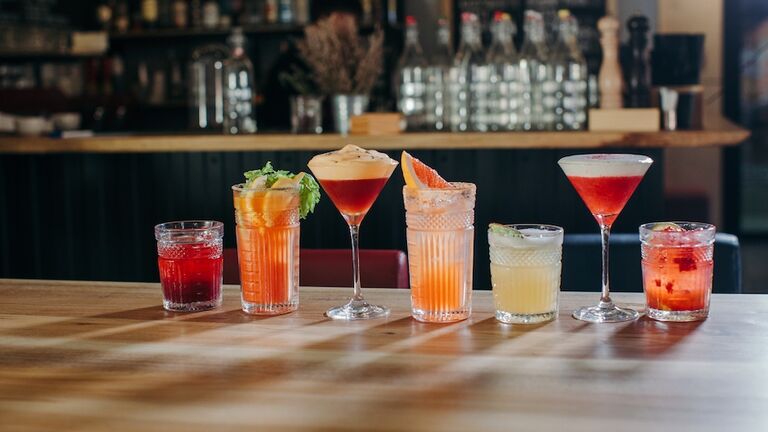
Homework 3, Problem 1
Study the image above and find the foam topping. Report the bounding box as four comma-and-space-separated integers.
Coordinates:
558, 154, 652, 178
307, 145, 398, 180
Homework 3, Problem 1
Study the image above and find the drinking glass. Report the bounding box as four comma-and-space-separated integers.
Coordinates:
489, 224, 563, 324
558, 154, 653, 323
404, 183, 475, 323
290, 95, 323, 134
233, 183, 300, 315
640, 222, 715, 322
308, 146, 398, 320
155, 220, 224, 312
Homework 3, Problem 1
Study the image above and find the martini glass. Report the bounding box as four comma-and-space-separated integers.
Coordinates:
558, 154, 653, 323
308, 145, 398, 320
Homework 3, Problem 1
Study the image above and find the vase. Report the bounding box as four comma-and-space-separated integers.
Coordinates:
331, 94, 369, 136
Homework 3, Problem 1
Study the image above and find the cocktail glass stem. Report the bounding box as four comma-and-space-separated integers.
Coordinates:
599, 224, 613, 307
349, 223, 364, 302
571, 220, 639, 323
324, 220, 390, 320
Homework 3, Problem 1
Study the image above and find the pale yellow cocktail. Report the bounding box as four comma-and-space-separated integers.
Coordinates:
488, 224, 563, 324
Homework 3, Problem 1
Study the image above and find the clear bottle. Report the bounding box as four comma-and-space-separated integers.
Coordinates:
538, 13, 558, 131
559, 11, 588, 130
518, 10, 547, 131
396, 16, 427, 131
223, 28, 257, 134
486, 12, 519, 131
424, 18, 452, 131
448, 12, 487, 132
549, 10, 569, 131
189, 44, 228, 130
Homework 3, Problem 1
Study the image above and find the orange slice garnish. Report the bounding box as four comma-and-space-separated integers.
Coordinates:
401, 151, 452, 189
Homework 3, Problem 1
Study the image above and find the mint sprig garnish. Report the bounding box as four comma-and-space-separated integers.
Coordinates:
244, 161, 320, 219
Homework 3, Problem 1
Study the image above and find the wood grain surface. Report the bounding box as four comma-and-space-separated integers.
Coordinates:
0, 117, 749, 154
1, 279, 767, 432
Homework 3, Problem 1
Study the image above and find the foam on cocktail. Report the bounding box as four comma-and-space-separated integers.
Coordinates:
558, 154, 652, 178
308, 144, 398, 180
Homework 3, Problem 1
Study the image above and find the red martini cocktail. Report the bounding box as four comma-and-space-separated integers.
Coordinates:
558, 154, 653, 323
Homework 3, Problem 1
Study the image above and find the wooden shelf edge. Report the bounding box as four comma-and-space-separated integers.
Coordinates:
0, 120, 750, 155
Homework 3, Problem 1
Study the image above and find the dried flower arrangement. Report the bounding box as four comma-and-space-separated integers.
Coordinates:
296, 17, 384, 96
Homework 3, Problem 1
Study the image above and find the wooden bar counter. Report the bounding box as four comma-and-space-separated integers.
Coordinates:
1, 279, 766, 431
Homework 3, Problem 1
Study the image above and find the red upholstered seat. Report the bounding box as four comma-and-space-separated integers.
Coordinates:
223, 248, 409, 289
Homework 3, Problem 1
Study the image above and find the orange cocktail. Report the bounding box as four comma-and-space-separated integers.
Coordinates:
233, 184, 300, 314
402, 152, 475, 323
232, 162, 320, 315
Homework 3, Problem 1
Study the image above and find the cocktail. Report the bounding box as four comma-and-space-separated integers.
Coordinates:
558, 154, 653, 322
489, 224, 563, 324
640, 222, 715, 322
233, 162, 320, 315
155, 220, 224, 312
402, 152, 475, 323
308, 145, 398, 320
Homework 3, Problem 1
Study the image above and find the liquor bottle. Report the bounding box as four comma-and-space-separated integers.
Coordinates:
189, 44, 228, 129
448, 12, 486, 132
96, 1, 114, 30
537, 12, 558, 131
424, 18, 452, 131
560, 11, 588, 130
294, 0, 309, 24
278, 0, 293, 24
396, 16, 427, 131
202, 0, 220, 28
518, 10, 547, 131
625, 15, 651, 108
223, 28, 257, 134
141, 0, 159, 28
265, 0, 278, 24
115, 1, 130, 32
172, 0, 188, 28
486, 11, 519, 131
190, 0, 203, 28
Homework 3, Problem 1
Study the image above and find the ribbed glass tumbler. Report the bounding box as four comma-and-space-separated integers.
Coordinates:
404, 183, 476, 323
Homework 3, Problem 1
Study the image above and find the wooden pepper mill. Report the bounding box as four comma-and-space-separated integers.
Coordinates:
626, 15, 651, 107
598, 16, 624, 109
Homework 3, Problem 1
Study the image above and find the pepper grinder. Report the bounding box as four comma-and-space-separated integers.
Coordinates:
626, 15, 651, 107
598, 16, 624, 109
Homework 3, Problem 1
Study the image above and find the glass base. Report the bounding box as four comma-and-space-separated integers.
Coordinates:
496, 310, 556, 324
163, 298, 221, 312
242, 301, 298, 316
412, 308, 470, 323
647, 307, 708, 322
572, 303, 640, 323
326, 300, 390, 320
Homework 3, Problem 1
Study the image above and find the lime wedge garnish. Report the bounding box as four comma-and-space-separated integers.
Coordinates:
652, 222, 684, 232
489, 223, 524, 238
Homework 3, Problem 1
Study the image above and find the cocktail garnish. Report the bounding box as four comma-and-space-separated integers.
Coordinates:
401, 151, 452, 189
652, 222, 684, 232
244, 161, 320, 219
489, 223, 524, 239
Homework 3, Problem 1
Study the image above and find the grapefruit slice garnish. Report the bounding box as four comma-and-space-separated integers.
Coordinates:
401, 151, 452, 189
